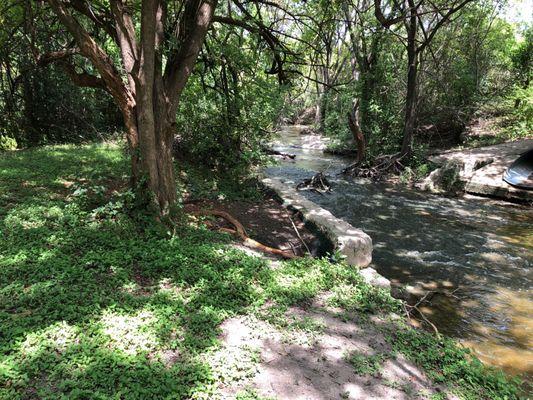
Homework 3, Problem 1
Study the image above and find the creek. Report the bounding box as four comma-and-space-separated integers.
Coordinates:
265, 126, 533, 378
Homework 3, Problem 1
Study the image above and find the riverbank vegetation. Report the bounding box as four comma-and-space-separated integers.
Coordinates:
0, 145, 524, 399
0, 0, 531, 398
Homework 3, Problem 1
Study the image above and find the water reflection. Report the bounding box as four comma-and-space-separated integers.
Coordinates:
267, 127, 533, 378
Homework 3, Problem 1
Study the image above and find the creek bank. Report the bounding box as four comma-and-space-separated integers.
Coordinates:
418, 139, 533, 202
267, 126, 533, 378
260, 175, 393, 291
261, 176, 373, 268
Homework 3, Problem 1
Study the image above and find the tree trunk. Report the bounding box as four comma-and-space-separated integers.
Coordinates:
348, 101, 366, 164
128, 91, 176, 216
45, 0, 216, 217
22, 73, 40, 146
400, 5, 418, 158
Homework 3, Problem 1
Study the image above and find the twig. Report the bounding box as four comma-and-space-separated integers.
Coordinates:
288, 213, 311, 255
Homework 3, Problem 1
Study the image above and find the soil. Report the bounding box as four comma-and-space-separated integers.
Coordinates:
184, 195, 320, 257
213, 298, 452, 399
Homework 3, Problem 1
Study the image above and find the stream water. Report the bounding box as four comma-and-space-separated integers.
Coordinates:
266, 126, 533, 378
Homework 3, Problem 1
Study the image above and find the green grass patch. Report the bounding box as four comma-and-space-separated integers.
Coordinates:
383, 324, 524, 399
345, 352, 388, 376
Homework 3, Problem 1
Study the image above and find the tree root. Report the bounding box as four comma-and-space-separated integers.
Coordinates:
342, 153, 406, 181
192, 209, 298, 259
296, 172, 332, 193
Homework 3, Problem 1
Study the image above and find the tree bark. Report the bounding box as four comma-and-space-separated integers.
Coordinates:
348, 101, 366, 164
400, 2, 418, 158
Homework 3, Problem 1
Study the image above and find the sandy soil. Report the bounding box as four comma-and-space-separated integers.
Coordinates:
212, 298, 451, 399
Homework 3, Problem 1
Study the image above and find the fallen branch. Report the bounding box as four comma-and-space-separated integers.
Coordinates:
404, 290, 441, 335
262, 147, 296, 159
287, 213, 311, 255
192, 209, 297, 259
296, 172, 332, 194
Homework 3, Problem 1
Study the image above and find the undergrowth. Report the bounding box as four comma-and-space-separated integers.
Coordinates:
0, 143, 523, 399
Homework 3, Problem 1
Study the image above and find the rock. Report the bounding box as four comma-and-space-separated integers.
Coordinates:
416, 160, 465, 194
426, 139, 533, 202
359, 268, 390, 289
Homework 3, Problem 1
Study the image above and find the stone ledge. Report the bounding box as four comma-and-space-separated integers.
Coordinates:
261, 176, 373, 268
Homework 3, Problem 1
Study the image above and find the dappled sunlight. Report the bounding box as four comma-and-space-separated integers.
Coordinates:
3, 205, 66, 230
100, 310, 158, 357
19, 321, 79, 358
265, 141, 532, 380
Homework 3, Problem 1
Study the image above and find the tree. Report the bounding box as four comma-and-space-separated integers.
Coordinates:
34, 0, 216, 216
375, 0, 474, 158
34, 0, 293, 217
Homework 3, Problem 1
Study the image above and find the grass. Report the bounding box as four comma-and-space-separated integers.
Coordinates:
0, 143, 525, 399
345, 352, 388, 376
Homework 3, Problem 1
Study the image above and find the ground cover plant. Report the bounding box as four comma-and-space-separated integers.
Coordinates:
0, 144, 524, 399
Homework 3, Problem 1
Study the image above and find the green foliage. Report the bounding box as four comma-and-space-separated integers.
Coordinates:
385, 325, 523, 399
508, 85, 533, 136
175, 26, 286, 176
345, 352, 388, 376
0, 142, 522, 399
0, 135, 17, 151
399, 163, 434, 184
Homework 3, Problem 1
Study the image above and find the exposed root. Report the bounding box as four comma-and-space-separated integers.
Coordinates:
296, 172, 332, 194
342, 153, 406, 181
192, 209, 297, 259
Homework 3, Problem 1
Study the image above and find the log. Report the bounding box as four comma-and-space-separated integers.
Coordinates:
263, 147, 296, 159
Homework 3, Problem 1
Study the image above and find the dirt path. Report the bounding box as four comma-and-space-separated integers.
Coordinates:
212, 295, 450, 399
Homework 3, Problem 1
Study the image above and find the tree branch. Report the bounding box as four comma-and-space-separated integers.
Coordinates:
45, 0, 133, 109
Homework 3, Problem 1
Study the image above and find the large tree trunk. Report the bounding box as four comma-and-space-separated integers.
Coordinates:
120, 95, 176, 216
400, 4, 418, 158
46, 0, 217, 218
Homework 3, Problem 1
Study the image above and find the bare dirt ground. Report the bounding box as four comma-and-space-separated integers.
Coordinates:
185, 195, 320, 257
211, 296, 450, 399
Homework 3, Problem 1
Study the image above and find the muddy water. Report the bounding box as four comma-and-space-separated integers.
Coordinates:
266, 126, 533, 378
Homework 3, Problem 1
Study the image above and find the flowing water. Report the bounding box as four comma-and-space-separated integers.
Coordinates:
266, 126, 533, 378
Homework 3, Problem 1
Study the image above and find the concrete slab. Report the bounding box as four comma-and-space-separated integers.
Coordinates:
429, 139, 533, 201
261, 176, 373, 267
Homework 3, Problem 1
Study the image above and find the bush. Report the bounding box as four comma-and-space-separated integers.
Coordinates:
0, 135, 17, 151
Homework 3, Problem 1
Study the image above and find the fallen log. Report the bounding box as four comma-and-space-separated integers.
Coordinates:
262, 147, 296, 159
192, 209, 297, 259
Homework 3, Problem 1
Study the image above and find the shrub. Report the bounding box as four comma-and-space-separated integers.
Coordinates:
0, 135, 17, 151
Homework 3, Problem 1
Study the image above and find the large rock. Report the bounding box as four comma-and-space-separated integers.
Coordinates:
416, 160, 464, 194
422, 139, 533, 201
261, 176, 373, 267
